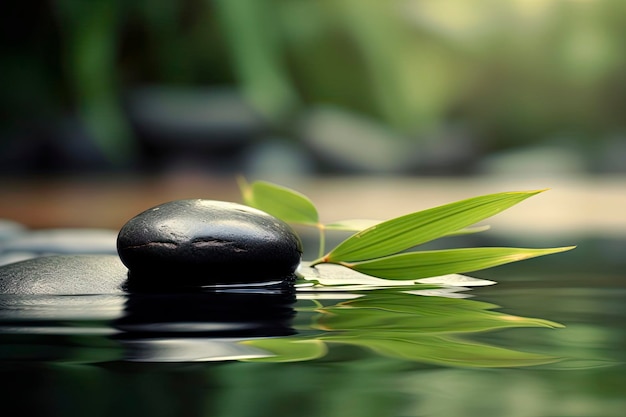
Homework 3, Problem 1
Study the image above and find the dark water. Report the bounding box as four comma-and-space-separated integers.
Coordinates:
0, 241, 624, 417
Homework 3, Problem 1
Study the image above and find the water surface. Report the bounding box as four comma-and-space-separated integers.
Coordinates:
0, 244, 624, 417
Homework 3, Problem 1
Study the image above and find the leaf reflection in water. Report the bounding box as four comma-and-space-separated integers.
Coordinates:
241, 263, 563, 367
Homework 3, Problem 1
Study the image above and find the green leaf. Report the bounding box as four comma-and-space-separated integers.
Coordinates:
240, 339, 327, 362
233, 285, 565, 366
326, 221, 489, 236
331, 335, 560, 368
240, 179, 319, 225
320, 293, 563, 333
325, 190, 546, 262
324, 219, 381, 231
444, 225, 491, 237
343, 246, 576, 280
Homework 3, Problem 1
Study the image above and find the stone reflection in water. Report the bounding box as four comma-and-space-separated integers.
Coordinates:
114, 287, 297, 362
0, 254, 298, 363
0, 287, 297, 363
0, 255, 565, 367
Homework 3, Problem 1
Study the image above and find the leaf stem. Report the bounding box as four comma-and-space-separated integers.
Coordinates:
309, 254, 329, 267
317, 223, 326, 259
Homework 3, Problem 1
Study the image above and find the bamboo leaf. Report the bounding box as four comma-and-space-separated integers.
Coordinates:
325, 190, 546, 262
240, 339, 327, 363
333, 335, 560, 368
313, 220, 487, 234
324, 219, 381, 231
444, 225, 491, 237
323, 220, 491, 235
343, 246, 576, 280
240, 180, 319, 225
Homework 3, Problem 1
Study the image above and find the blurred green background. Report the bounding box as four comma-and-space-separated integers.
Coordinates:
2, 0, 626, 176
1, 4, 626, 416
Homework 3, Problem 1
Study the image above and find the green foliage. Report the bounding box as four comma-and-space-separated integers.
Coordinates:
239, 178, 319, 225
324, 190, 545, 262
242, 289, 563, 367
8, 1, 626, 167
344, 247, 574, 280
239, 178, 379, 257
241, 179, 575, 281
241, 339, 327, 363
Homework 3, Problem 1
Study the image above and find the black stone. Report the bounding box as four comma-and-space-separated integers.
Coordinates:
116, 199, 302, 286
0, 255, 127, 295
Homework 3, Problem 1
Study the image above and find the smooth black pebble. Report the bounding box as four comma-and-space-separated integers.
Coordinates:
117, 199, 302, 286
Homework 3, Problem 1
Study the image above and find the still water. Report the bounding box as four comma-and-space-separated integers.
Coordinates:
0, 240, 624, 417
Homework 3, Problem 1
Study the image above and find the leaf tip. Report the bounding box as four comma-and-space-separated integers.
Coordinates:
518, 188, 550, 196
551, 245, 576, 253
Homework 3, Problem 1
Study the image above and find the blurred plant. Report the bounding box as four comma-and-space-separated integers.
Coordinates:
218, 0, 626, 144
4, 0, 626, 167
55, 0, 135, 164
239, 179, 574, 281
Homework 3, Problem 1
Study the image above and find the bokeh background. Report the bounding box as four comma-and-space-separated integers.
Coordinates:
1, 0, 625, 233
1, 3, 626, 416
